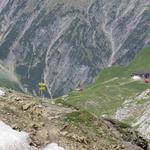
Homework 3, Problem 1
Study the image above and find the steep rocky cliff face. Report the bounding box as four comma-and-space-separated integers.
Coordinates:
0, 0, 150, 97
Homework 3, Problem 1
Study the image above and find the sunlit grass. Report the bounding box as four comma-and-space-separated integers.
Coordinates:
57, 45, 150, 117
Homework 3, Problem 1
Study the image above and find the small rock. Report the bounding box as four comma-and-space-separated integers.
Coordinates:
51, 101, 55, 105
120, 145, 125, 149
15, 97, 21, 101
60, 131, 68, 136
39, 122, 45, 127
62, 94, 69, 100
30, 123, 38, 129
36, 129, 49, 140
8, 90, 13, 93
112, 145, 118, 149
22, 102, 36, 110
12, 124, 20, 130
58, 103, 63, 106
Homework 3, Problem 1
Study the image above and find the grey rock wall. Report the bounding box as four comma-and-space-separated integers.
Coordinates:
0, 0, 150, 97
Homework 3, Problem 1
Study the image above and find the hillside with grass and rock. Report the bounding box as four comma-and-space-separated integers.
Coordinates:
57, 45, 150, 141
0, 87, 149, 150
1, 0, 150, 149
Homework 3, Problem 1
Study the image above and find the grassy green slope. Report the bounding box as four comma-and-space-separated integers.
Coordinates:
57, 45, 150, 116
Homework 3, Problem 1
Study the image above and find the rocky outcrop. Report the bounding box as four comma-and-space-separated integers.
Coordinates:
114, 89, 150, 141
0, 0, 150, 97
0, 88, 75, 147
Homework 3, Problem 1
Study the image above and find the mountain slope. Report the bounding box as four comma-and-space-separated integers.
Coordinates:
0, 0, 150, 97
57, 45, 150, 139
0, 88, 148, 150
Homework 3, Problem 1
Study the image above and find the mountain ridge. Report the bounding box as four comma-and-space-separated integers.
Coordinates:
0, 0, 150, 97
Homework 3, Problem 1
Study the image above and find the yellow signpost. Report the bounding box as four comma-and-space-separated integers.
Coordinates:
38, 82, 46, 99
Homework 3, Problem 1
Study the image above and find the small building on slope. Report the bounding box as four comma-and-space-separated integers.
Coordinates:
131, 72, 150, 82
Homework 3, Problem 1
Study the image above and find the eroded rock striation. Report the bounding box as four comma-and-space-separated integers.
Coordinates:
0, 0, 150, 97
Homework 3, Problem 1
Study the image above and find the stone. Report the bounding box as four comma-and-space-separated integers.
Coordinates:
30, 123, 38, 129
36, 129, 49, 141
60, 131, 68, 136
58, 103, 63, 106
22, 102, 36, 110
51, 101, 55, 105
62, 95, 69, 100
15, 97, 21, 101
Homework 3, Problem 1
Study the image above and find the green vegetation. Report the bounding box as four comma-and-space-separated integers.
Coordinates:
57, 45, 150, 117
65, 111, 95, 127
64, 110, 140, 148
136, 99, 149, 105
105, 118, 131, 129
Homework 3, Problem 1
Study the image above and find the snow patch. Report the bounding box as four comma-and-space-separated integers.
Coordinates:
0, 121, 65, 150
43, 143, 64, 150
0, 89, 5, 96
0, 121, 31, 150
